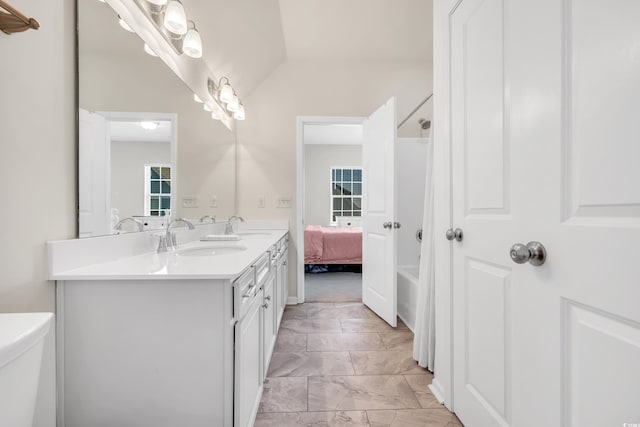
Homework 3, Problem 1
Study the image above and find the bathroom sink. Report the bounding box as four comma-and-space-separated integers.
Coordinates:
176, 245, 247, 257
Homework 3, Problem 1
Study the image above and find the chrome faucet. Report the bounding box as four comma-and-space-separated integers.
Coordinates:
225, 216, 244, 234
200, 215, 216, 223
165, 218, 195, 250
113, 217, 144, 232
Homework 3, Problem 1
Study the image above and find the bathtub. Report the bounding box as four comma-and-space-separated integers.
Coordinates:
397, 265, 419, 332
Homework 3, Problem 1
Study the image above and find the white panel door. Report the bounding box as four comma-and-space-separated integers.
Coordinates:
509, 1, 640, 426
78, 109, 110, 237
448, 0, 640, 426
450, 0, 514, 425
362, 97, 398, 327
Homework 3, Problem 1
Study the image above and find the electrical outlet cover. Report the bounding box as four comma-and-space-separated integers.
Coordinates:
182, 196, 199, 208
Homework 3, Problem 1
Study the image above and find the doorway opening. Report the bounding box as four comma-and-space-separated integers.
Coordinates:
296, 117, 366, 303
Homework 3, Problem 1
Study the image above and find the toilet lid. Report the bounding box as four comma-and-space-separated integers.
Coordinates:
0, 313, 53, 369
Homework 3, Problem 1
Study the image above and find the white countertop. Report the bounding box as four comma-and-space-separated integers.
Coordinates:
49, 229, 288, 281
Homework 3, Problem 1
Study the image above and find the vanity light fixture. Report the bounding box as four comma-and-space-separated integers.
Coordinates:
205, 76, 245, 121
118, 16, 134, 32
182, 21, 202, 58
140, 121, 160, 130
163, 0, 187, 35
146, 0, 168, 5
211, 110, 221, 120
193, 94, 203, 103
203, 104, 213, 112
143, 43, 159, 57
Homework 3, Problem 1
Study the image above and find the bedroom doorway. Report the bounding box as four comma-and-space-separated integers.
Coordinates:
296, 116, 366, 303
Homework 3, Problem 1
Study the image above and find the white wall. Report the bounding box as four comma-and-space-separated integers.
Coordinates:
80, 54, 237, 221
304, 144, 362, 227
111, 140, 171, 220
0, 1, 76, 426
237, 59, 432, 298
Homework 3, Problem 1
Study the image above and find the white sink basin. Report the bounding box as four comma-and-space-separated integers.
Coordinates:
176, 245, 248, 257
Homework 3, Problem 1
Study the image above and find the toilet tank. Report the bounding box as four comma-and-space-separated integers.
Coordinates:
0, 313, 53, 427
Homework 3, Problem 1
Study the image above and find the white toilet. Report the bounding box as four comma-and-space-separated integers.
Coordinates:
0, 313, 53, 427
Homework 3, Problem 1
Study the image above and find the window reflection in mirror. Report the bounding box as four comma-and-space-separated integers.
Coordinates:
78, 0, 236, 238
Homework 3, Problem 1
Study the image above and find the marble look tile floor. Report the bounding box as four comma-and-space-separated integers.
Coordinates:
255, 302, 463, 426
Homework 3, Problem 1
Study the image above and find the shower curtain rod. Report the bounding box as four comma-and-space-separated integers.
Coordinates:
397, 93, 433, 129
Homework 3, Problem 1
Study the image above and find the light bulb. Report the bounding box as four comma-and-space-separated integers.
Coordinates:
233, 105, 245, 121
118, 17, 134, 32
147, 0, 167, 4
203, 104, 213, 112
219, 83, 234, 103
193, 94, 203, 103
182, 27, 202, 58
163, 0, 187, 35
211, 110, 221, 120
140, 121, 159, 130
144, 43, 158, 57
227, 96, 240, 112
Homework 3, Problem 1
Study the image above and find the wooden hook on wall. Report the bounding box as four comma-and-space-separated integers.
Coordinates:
0, 0, 40, 35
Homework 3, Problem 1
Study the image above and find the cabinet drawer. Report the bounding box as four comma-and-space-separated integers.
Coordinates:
233, 267, 257, 320
253, 252, 271, 286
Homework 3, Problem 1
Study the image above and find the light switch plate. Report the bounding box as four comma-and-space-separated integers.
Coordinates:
276, 196, 292, 208
210, 195, 217, 208
182, 196, 199, 208
258, 195, 265, 208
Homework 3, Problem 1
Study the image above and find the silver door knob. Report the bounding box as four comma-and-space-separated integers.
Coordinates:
445, 228, 463, 242
383, 221, 393, 229
510, 241, 547, 266
393, 222, 401, 229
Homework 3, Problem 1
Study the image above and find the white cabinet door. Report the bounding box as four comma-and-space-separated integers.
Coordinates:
445, 0, 640, 425
276, 249, 288, 330
234, 290, 263, 427
262, 273, 277, 378
280, 248, 289, 314
362, 97, 398, 327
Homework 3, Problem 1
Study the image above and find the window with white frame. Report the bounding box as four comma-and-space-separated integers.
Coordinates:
331, 167, 362, 223
144, 165, 171, 216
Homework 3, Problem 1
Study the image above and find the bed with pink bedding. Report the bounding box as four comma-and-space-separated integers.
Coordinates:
304, 225, 362, 264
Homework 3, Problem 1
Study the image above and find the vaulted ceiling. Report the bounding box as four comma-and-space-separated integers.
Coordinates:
80, 0, 432, 98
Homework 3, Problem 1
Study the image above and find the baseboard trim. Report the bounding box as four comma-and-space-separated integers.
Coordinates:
397, 312, 415, 333
286, 296, 299, 305
429, 378, 446, 405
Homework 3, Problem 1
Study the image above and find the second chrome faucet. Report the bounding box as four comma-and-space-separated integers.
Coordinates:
225, 216, 244, 234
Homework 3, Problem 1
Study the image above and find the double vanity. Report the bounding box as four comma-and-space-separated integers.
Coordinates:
49, 221, 289, 427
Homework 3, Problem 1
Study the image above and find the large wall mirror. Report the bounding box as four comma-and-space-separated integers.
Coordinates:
78, 0, 236, 238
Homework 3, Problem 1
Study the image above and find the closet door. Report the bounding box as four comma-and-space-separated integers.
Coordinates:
449, 0, 515, 425
362, 97, 398, 327
446, 0, 640, 425
508, 1, 640, 426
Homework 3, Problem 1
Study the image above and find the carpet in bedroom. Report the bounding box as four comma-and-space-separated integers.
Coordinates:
305, 272, 362, 302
